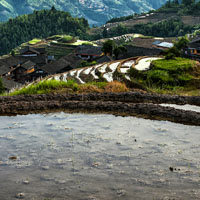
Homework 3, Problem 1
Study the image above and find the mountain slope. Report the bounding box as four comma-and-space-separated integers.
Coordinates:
0, 0, 167, 25
0, 9, 89, 55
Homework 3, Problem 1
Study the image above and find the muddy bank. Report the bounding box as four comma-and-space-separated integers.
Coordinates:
1, 92, 200, 105
1, 98, 200, 126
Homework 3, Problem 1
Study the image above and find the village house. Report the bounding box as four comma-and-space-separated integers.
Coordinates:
183, 37, 200, 59
20, 46, 45, 57
1, 77, 22, 92
41, 53, 81, 76
152, 41, 174, 50
75, 45, 102, 61
18, 46, 48, 67
0, 65, 10, 77
10, 60, 36, 83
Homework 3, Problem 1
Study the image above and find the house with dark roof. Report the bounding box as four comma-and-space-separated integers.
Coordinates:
20, 46, 41, 57
18, 46, 48, 68
41, 53, 80, 75
11, 60, 36, 83
0, 65, 10, 76
1, 77, 22, 92
94, 55, 112, 64
75, 45, 102, 60
183, 37, 200, 59
152, 41, 174, 50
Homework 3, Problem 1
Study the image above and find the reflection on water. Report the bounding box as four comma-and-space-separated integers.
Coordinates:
0, 113, 200, 200
160, 104, 200, 113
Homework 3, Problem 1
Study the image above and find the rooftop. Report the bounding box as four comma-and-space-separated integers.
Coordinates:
75, 45, 102, 56
0, 65, 10, 75
21, 60, 36, 70
157, 42, 174, 48
2, 77, 22, 91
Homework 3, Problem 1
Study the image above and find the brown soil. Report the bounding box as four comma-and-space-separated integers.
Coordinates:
0, 92, 200, 126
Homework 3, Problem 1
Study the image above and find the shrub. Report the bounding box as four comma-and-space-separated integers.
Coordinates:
165, 53, 175, 60
104, 81, 129, 93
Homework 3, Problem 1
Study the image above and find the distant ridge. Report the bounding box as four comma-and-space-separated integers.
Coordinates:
0, 0, 167, 25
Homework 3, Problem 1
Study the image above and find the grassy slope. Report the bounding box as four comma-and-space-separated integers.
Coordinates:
7, 80, 129, 96
129, 57, 200, 95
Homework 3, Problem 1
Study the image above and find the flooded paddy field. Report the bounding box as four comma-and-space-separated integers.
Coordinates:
0, 113, 200, 200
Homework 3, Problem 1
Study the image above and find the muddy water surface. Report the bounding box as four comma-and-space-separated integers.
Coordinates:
0, 113, 200, 200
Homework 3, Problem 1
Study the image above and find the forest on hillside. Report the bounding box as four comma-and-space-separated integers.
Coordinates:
0, 7, 89, 56
92, 18, 197, 40
106, 0, 200, 24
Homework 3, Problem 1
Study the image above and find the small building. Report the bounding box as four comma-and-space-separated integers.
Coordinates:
75, 45, 102, 60
0, 65, 11, 76
184, 37, 200, 59
20, 46, 41, 57
11, 60, 36, 83
1, 77, 22, 92
152, 41, 174, 50
41, 53, 81, 75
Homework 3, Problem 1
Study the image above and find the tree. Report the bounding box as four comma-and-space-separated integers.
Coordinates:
175, 36, 189, 50
113, 45, 127, 59
102, 27, 108, 38
102, 40, 116, 56
182, 0, 195, 6
102, 40, 127, 59
51, 6, 56, 11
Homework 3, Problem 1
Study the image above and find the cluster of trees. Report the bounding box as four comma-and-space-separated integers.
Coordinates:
130, 19, 193, 37
159, 0, 200, 15
93, 18, 195, 40
0, 7, 89, 55
102, 40, 127, 59
106, 14, 138, 24
165, 36, 189, 59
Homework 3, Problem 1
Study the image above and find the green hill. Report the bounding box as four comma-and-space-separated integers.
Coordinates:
0, 8, 89, 56
0, 0, 167, 25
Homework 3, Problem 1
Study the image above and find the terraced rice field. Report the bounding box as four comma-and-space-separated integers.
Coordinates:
45, 57, 162, 84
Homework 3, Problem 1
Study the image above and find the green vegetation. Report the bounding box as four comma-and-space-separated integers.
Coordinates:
58, 35, 75, 43
78, 61, 97, 68
101, 40, 127, 59
129, 58, 197, 91
164, 36, 189, 58
28, 39, 42, 45
0, 0, 167, 25
0, 8, 89, 56
106, 14, 138, 24
8, 80, 129, 96
92, 17, 197, 41
158, 0, 200, 15
9, 80, 79, 96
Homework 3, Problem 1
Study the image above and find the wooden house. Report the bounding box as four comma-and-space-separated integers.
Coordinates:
184, 37, 200, 59
11, 60, 36, 83
1, 77, 22, 92
20, 46, 41, 57
0, 65, 10, 77
75, 45, 102, 60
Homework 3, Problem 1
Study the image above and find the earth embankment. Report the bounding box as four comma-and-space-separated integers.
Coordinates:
0, 92, 200, 126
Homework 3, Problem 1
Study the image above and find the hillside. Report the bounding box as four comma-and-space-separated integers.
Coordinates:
89, 0, 200, 39
0, 9, 89, 56
0, 0, 167, 25
9, 56, 200, 96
